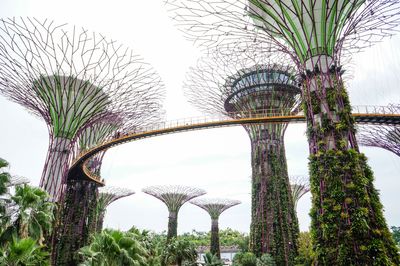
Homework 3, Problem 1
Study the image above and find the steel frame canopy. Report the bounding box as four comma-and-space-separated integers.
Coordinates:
358, 125, 400, 157
289, 175, 310, 210
0, 17, 165, 201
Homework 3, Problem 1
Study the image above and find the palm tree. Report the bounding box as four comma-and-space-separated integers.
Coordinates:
0, 237, 49, 266
128, 227, 164, 266
79, 229, 148, 266
11, 185, 55, 245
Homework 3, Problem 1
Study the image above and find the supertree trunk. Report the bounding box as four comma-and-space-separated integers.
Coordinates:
40, 137, 74, 201
96, 210, 106, 233
249, 127, 298, 265
210, 219, 220, 258
53, 179, 99, 265
167, 211, 178, 240
86, 185, 100, 235
302, 56, 400, 264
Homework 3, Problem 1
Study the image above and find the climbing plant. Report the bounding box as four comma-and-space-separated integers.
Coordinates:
303, 71, 400, 264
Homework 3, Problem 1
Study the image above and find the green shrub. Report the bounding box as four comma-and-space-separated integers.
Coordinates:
256, 253, 275, 266
232, 252, 257, 266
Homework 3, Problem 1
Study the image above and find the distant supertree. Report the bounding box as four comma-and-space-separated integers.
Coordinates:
357, 124, 400, 157
0, 17, 164, 202
142, 185, 206, 240
184, 41, 300, 263
94, 186, 135, 232
289, 176, 310, 211
190, 198, 240, 258
7, 176, 30, 187
165, 1, 400, 263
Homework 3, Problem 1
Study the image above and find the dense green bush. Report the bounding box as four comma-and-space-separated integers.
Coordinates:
79, 229, 148, 266
0, 158, 54, 265
202, 252, 223, 266
256, 253, 275, 266
295, 232, 315, 266
180, 228, 249, 251
232, 252, 257, 266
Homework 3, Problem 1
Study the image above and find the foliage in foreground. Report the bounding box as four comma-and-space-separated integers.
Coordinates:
202, 252, 223, 266
79, 229, 148, 266
0, 158, 54, 265
295, 231, 315, 266
0, 237, 49, 265
180, 228, 249, 251
163, 237, 197, 266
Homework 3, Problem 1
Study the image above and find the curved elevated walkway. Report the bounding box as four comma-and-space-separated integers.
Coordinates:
68, 105, 400, 185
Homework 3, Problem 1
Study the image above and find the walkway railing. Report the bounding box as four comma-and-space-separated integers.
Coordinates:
69, 105, 400, 184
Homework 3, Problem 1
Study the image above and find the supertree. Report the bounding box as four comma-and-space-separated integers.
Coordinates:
289, 176, 310, 211
93, 186, 135, 232
142, 185, 206, 240
164, 1, 400, 263
55, 73, 164, 264
0, 17, 164, 202
7, 176, 30, 187
358, 125, 400, 156
357, 105, 400, 156
184, 40, 301, 263
190, 198, 240, 258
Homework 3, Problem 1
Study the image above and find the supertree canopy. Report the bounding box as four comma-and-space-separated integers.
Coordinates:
289, 176, 310, 211
94, 186, 135, 231
7, 176, 30, 187
142, 185, 206, 240
0, 17, 164, 202
190, 198, 240, 258
184, 41, 300, 263
357, 124, 400, 157
165, 1, 400, 264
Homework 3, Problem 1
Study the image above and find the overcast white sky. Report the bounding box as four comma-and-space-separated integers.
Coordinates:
0, 0, 399, 234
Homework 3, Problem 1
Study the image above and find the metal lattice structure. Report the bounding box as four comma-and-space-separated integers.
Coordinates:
93, 186, 135, 230
164, 1, 400, 264
358, 125, 400, 156
142, 185, 206, 239
357, 105, 400, 156
7, 176, 30, 187
0, 17, 165, 202
289, 176, 310, 210
190, 198, 240, 258
98, 186, 135, 207
166, 1, 400, 63
184, 41, 300, 260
